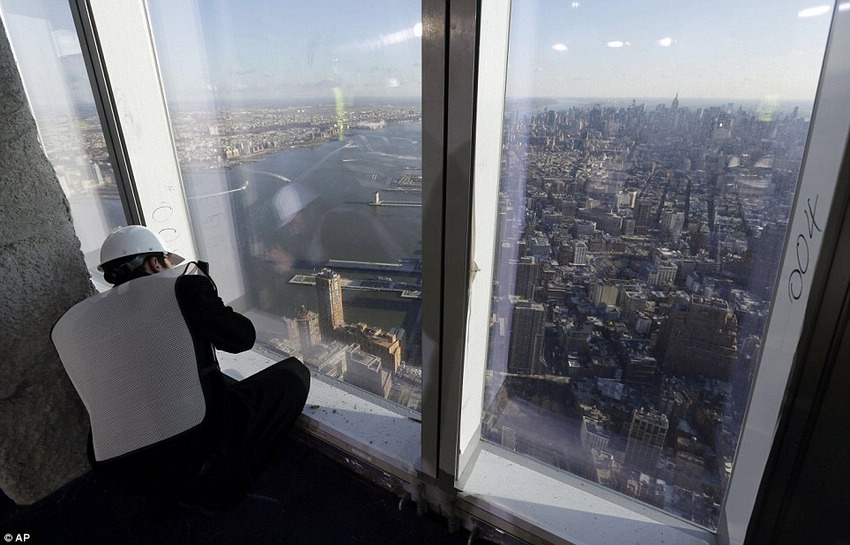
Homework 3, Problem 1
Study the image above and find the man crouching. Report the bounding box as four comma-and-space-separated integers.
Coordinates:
52, 225, 310, 510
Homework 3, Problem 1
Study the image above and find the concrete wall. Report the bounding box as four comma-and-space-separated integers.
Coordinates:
0, 18, 94, 504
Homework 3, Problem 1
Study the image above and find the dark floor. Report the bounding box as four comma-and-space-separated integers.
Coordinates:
0, 435, 480, 545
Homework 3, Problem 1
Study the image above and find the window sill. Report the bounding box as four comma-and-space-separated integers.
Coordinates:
458, 444, 715, 545
219, 349, 713, 545
216, 347, 422, 477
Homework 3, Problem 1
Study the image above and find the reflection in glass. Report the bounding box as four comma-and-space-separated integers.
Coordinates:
482, 0, 830, 529
0, 0, 124, 272
146, 0, 423, 412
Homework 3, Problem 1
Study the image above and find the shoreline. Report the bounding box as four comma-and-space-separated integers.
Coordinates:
178, 118, 422, 172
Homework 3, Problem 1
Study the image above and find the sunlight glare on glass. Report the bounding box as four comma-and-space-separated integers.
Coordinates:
338, 26, 419, 52
657, 37, 673, 47
606, 40, 625, 48
552, 43, 568, 52
839, 2, 850, 11
797, 5, 831, 17
571, 1, 581, 7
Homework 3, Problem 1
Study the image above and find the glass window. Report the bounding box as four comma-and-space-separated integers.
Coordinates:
480, 0, 831, 530
145, 0, 423, 412
0, 0, 125, 274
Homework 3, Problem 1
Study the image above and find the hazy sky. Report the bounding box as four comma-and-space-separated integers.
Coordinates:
146, 0, 834, 105
1, 0, 836, 106
506, 0, 834, 102
147, 0, 422, 103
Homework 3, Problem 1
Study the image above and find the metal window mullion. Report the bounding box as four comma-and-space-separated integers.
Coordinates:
80, 0, 197, 263
68, 0, 143, 226
437, 0, 480, 484
420, 0, 449, 480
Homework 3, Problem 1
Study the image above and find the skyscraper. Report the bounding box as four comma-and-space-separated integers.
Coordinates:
344, 345, 392, 398
590, 282, 619, 308
507, 298, 546, 374
661, 211, 685, 240
514, 255, 539, 300
634, 198, 655, 232
296, 305, 321, 351
338, 323, 402, 373
571, 241, 588, 266
315, 268, 345, 337
625, 408, 669, 473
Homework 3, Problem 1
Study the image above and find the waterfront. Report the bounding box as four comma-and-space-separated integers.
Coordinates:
182, 120, 423, 337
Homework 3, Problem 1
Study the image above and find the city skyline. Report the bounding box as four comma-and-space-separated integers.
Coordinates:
480, 91, 812, 529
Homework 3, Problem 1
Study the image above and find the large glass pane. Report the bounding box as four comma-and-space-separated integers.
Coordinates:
482, 0, 831, 529
146, 1, 423, 412
0, 0, 124, 274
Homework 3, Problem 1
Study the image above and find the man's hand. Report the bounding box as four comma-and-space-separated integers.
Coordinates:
264, 246, 295, 273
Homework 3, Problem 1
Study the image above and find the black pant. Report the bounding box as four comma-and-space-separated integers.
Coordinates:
223, 357, 311, 479
93, 357, 311, 509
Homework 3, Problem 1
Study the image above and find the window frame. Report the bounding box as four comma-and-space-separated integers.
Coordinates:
76, 0, 441, 476
448, 1, 850, 544
63, 0, 850, 543
77, 0, 199, 265
69, 0, 142, 226
719, 4, 850, 542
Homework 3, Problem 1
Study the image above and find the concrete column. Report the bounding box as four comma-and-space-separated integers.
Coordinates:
0, 17, 94, 503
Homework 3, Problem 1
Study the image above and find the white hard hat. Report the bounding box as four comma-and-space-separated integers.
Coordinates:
98, 225, 185, 271
274, 183, 318, 228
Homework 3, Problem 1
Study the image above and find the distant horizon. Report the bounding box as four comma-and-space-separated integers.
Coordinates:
44, 94, 816, 117
3, 0, 831, 113
504, 95, 817, 113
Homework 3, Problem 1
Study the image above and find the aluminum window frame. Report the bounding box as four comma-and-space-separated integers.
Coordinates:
65, 0, 850, 543
68, 0, 142, 226
719, 4, 850, 543
449, 1, 850, 545
74, 0, 199, 264
73, 0, 443, 478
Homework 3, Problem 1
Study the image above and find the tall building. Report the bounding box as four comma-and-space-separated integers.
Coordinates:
671, 93, 680, 129
661, 211, 685, 240
296, 305, 321, 351
590, 282, 619, 307
580, 408, 611, 453
338, 323, 402, 373
660, 297, 738, 380
315, 268, 345, 337
571, 241, 588, 266
507, 298, 546, 374
647, 261, 678, 287
625, 408, 669, 473
344, 345, 392, 398
634, 198, 655, 232
514, 255, 539, 300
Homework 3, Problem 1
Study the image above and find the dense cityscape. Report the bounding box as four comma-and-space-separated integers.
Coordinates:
167, 102, 422, 168
483, 96, 809, 529
47, 96, 810, 530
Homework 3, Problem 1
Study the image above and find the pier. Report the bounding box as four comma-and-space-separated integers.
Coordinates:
325, 258, 421, 275
369, 191, 422, 208
289, 274, 421, 299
